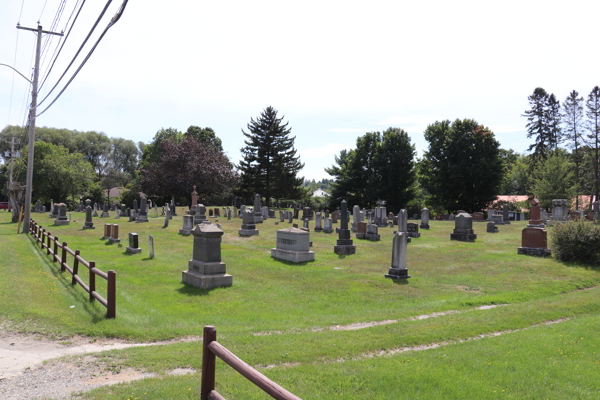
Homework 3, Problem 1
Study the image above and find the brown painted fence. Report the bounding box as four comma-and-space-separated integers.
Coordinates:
29, 219, 116, 319
201, 326, 302, 400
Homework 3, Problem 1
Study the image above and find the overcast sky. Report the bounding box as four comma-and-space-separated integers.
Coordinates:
1, 0, 599, 181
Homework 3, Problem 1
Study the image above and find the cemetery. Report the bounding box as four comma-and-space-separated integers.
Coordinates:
1, 197, 599, 399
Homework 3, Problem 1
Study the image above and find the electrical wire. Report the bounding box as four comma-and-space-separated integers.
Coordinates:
38, 0, 85, 94
39, 0, 67, 74
36, 0, 113, 107
36, 0, 129, 117
7, 0, 27, 126
38, 0, 49, 22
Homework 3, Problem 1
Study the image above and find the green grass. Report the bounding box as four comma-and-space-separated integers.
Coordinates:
1, 209, 599, 399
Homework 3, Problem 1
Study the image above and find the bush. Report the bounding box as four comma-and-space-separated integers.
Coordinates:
550, 221, 600, 265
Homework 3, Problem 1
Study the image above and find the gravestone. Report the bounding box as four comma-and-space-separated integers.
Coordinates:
49, 199, 54, 218
314, 212, 323, 232
83, 205, 95, 229
148, 235, 155, 259
293, 208, 299, 219
435, 214, 444, 221
268, 209, 275, 218
365, 224, 380, 241
303, 219, 309, 229
136, 198, 148, 223
115, 206, 120, 219
351, 205, 362, 232
126, 233, 142, 254
490, 214, 504, 225
103, 223, 112, 239
334, 200, 356, 255
215, 208, 221, 217
100, 202, 109, 218
133, 200, 138, 215
92, 203, 98, 217
239, 210, 259, 236
356, 221, 367, 239
193, 204, 207, 225
472, 212, 485, 221
449, 214, 455, 221
261, 206, 269, 220
331, 211, 339, 223
180, 215, 194, 235
502, 204, 511, 224
487, 222, 498, 233
288, 211, 293, 223
450, 213, 477, 242
182, 224, 232, 289
280, 211, 285, 222
120, 204, 127, 217
164, 204, 170, 228
419, 208, 429, 229
35, 200, 41, 212
208, 209, 214, 217
385, 231, 410, 280
108, 224, 120, 244
129, 208, 137, 222
518, 227, 551, 257
487, 208, 496, 221
406, 222, 420, 238
528, 205, 544, 228
170, 196, 177, 216
54, 203, 69, 226
227, 208, 232, 220
323, 217, 333, 233
271, 227, 316, 263
395, 209, 412, 243
254, 194, 263, 223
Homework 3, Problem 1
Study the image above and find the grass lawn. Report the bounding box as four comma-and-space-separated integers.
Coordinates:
1, 208, 598, 399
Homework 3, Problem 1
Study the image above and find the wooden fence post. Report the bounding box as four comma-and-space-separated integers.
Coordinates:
61, 242, 67, 272
52, 235, 57, 259
201, 326, 217, 400
89, 261, 96, 302
39, 228, 44, 248
72, 250, 80, 286
107, 270, 116, 319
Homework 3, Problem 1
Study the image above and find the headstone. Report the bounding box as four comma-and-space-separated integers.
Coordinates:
435, 214, 444, 221
108, 224, 120, 244
126, 233, 142, 254
271, 227, 316, 263
170, 196, 177, 216
450, 213, 477, 242
331, 211, 339, 223
293, 208, 299, 219
303, 219, 309, 229
35, 200, 41, 212
365, 224, 380, 241
385, 232, 411, 280
208, 209, 214, 217
528, 205, 544, 228
133, 200, 138, 215
239, 209, 259, 236
180, 215, 194, 235
182, 224, 232, 289
261, 206, 269, 220
420, 207, 429, 229
490, 214, 504, 225
254, 194, 263, 223
487, 208, 495, 221
279, 211, 285, 222
115, 206, 120, 219
288, 211, 293, 223
227, 208, 232, 220
193, 204, 207, 225
518, 227, 551, 257
148, 235, 155, 258
356, 221, 367, 239
83, 205, 95, 229
323, 217, 333, 233
472, 212, 485, 221
136, 198, 148, 223
54, 203, 69, 226
268, 209, 275, 219
129, 208, 137, 222
406, 222, 420, 238
487, 222, 498, 233
449, 214, 455, 221
351, 205, 361, 232
334, 200, 356, 255
103, 223, 112, 239
49, 199, 54, 218
191, 186, 198, 208
314, 212, 323, 232
120, 204, 127, 217
502, 204, 511, 224
164, 204, 170, 228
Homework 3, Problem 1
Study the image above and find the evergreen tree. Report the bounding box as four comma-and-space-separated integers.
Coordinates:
523, 88, 563, 167
585, 86, 600, 201
562, 90, 585, 208
238, 106, 304, 206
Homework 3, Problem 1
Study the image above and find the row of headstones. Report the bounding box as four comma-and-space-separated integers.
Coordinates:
99, 223, 156, 258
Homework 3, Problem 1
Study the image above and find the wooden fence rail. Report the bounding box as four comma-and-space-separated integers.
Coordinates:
201, 326, 302, 400
29, 219, 116, 319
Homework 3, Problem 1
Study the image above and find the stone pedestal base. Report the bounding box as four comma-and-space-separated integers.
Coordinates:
323, 228, 333, 233
126, 247, 142, 254
128, 216, 136, 222
366, 233, 380, 241
55, 219, 70, 226
182, 260, 232, 289
450, 233, 477, 242
135, 216, 148, 223
239, 229, 259, 236
254, 215, 264, 224
271, 248, 315, 263
334, 245, 356, 255
356, 233, 366, 239
179, 229, 192, 236
407, 232, 420, 238
385, 268, 411, 280
420, 224, 429, 229
517, 247, 552, 257
314, 227, 323, 232
108, 238, 121, 244
101, 212, 109, 218
82, 225, 95, 230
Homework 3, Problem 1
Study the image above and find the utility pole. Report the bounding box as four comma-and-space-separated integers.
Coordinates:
17, 24, 62, 233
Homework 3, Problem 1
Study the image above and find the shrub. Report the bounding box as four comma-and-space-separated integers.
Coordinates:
550, 221, 600, 265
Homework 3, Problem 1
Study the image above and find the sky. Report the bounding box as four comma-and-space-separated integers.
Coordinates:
1, 0, 599, 181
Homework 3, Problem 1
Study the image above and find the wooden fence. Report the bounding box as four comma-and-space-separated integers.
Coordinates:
201, 326, 302, 400
29, 219, 116, 319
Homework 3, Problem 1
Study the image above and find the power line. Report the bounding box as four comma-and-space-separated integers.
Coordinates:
7, 0, 27, 126
37, 0, 113, 107
36, 0, 129, 117
38, 0, 49, 23
38, 0, 85, 94
39, 0, 67, 72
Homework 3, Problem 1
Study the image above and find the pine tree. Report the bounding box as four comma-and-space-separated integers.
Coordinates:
585, 86, 600, 202
239, 106, 304, 206
562, 90, 585, 209
522, 88, 562, 167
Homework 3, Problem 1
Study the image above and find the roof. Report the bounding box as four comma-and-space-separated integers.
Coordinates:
312, 188, 328, 197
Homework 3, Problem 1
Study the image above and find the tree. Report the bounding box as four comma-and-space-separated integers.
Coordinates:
238, 106, 304, 206
139, 137, 236, 203
420, 119, 503, 213
532, 151, 575, 209
522, 88, 563, 167
184, 126, 223, 151
562, 90, 585, 208
74, 131, 112, 177
500, 154, 531, 195
585, 86, 600, 201
140, 127, 182, 168
325, 128, 416, 211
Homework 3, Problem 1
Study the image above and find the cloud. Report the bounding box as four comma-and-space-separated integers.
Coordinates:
330, 128, 370, 132
299, 143, 352, 159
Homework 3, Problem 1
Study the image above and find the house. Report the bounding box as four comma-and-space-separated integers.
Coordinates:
312, 189, 328, 198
